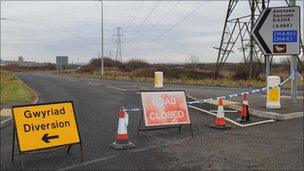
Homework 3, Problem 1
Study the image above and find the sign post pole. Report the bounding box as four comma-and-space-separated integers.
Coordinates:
291, 54, 297, 103
265, 55, 270, 78
290, 0, 297, 103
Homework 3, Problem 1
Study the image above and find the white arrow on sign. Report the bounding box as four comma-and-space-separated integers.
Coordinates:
252, 6, 300, 55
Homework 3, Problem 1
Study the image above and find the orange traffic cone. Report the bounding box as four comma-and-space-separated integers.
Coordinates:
237, 93, 250, 123
210, 99, 231, 129
110, 107, 135, 149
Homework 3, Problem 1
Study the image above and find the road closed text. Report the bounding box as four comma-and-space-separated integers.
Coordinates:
149, 110, 185, 120
141, 91, 191, 126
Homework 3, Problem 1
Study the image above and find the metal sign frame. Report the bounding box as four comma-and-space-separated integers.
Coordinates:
11, 101, 83, 162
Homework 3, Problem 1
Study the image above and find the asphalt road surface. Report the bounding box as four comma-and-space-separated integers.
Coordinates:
1, 72, 303, 170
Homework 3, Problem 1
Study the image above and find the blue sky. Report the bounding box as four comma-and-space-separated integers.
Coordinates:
0, 0, 303, 64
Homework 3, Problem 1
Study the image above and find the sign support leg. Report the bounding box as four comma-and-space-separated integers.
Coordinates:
80, 143, 84, 163
137, 111, 143, 136
178, 125, 182, 132
190, 123, 194, 138
188, 106, 194, 138
66, 145, 72, 153
11, 126, 16, 162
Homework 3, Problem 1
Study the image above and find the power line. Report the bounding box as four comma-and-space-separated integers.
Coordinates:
148, 1, 207, 44
127, 1, 160, 44
125, 1, 143, 32
129, 1, 207, 49
121, 1, 137, 29
139, 1, 180, 38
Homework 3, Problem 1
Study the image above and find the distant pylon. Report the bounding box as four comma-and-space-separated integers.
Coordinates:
113, 27, 125, 62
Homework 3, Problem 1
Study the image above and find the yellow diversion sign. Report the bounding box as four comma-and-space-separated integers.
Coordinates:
12, 101, 81, 153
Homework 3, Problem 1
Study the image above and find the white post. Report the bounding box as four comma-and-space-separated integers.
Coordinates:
266, 76, 281, 109
154, 71, 163, 88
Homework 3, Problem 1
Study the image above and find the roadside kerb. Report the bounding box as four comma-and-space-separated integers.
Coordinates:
0, 73, 39, 128
229, 104, 303, 120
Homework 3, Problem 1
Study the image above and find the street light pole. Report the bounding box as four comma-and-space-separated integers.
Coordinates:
100, 0, 104, 76
0, 0, 2, 63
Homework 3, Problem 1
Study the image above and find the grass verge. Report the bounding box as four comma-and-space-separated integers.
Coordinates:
0, 70, 36, 103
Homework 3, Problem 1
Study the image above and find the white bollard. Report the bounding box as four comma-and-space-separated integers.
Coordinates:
154, 71, 163, 88
266, 76, 281, 109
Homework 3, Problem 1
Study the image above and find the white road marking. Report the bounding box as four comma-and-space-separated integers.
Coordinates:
0, 117, 13, 125
188, 105, 275, 127
68, 79, 78, 82
210, 110, 238, 113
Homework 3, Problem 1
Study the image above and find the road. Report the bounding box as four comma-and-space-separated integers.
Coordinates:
1, 72, 303, 170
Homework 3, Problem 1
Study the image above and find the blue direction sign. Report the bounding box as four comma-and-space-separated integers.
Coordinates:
273, 30, 297, 43
252, 6, 301, 55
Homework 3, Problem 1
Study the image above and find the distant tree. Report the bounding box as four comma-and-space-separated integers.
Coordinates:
125, 59, 150, 70
280, 57, 290, 67
187, 55, 199, 68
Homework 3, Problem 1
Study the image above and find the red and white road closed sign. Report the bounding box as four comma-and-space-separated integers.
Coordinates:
141, 91, 191, 126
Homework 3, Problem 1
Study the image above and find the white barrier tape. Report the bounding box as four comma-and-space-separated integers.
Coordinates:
291, 68, 303, 80
294, 69, 303, 80
124, 108, 141, 112
124, 72, 296, 111
280, 76, 291, 86
298, 73, 304, 80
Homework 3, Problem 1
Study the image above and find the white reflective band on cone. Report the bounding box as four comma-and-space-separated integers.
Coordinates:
243, 100, 248, 105
117, 118, 127, 134
124, 112, 129, 127
217, 106, 224, 118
